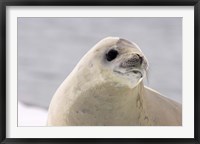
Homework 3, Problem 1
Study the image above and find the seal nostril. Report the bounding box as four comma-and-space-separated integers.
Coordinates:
120, 54, 144, 68
136, 54, 143, 65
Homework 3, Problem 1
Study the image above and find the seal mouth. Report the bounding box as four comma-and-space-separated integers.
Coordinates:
113, 69, 144, 78
126, 69, 143, 78
130, 70, 143, 77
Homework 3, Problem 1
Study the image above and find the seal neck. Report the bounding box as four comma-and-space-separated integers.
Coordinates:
67, 80, 146, 126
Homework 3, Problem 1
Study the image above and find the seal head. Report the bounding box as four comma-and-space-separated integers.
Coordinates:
103, 38, 148, 88
83, 37, 148, 89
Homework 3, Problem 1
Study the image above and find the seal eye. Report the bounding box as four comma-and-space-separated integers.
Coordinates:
106, 49, 119, 61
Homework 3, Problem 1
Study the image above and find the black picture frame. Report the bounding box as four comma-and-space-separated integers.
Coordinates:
0, 0, 199, 143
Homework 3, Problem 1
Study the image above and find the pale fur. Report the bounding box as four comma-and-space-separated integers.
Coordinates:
47, 37, 182, 126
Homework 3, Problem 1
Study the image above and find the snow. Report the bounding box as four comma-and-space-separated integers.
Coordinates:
18, 102, 48, 126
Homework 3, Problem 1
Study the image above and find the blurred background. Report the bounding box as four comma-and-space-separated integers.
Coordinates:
18, 17, 182, 126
